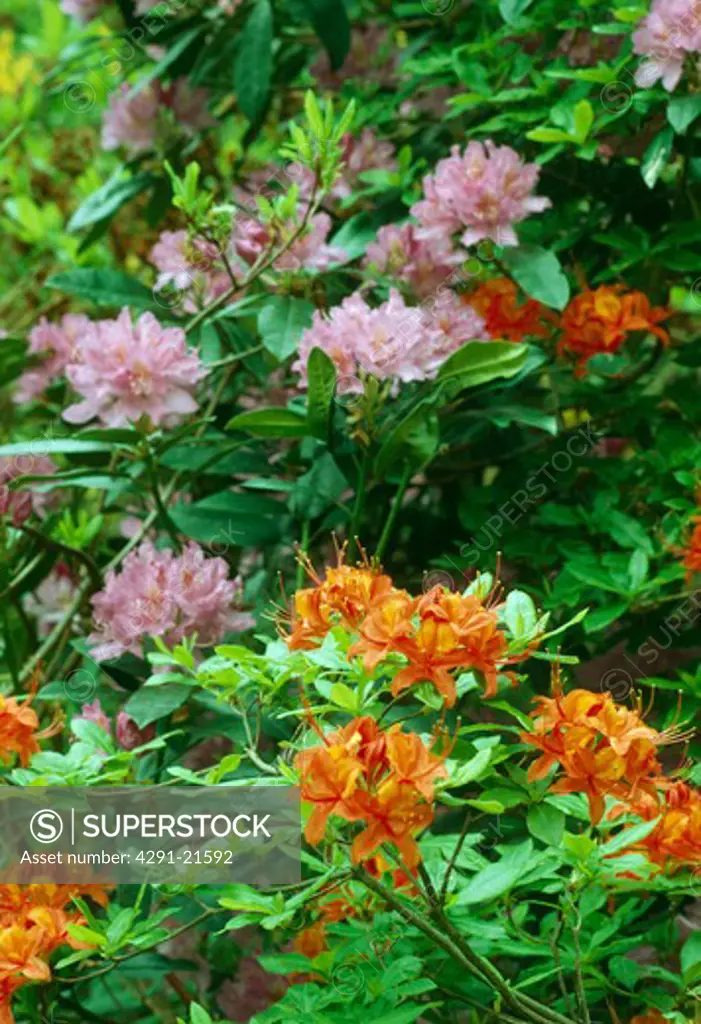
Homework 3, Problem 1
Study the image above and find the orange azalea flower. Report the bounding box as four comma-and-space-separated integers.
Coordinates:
326, 716, 389, 784
0, 977, 20, 1024
293, 920, 328, 959
0, 694, 60, 767
348, 780, 434, 870
0, 926, 52, 984
347, 590, 417, 672
549, 745, 627, 825
681, 516, 701, 581
295, 745, 364, 845
296, 716, 443, 868
390, 588, 510, 705
384, 725, 448, 800
521, 687, 674, 823
558, 285, 670, 375
465, 277, 556, 343
285, 548, 398, 650
630, 783, 701, 868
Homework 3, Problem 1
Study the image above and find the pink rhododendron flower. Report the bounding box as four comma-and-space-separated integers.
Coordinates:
293, 288, 486, 392
632, 0, 701, 91
163, 78, 216, 135
149, 231, 232, 311
63, 308, 206, 428
311, 25, 398, 87
60, 0, 104, 21
23, 567, 78, 637
101, 83, 161, 155
89, 541, 253, 661
232, 208, 346, 271
411, 140, 551, 248
116, 711, 156, 750
333, 129, 398, 199
101, 79, 213, 156
75, 700, 111, 736
15, 314, 94, 403
364, 221, 463, 298
0, 455, 57, 526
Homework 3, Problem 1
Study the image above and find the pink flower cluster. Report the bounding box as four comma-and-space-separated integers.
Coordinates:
61, 308, 206, 429
101, 79, 214, 156
149, 231, 233, 312
293, 287, 487, 392
89, 540, 254, 661
75, 700, 155, 751
16, 314, 92, 403
364, 221, 463, 298
232, 208, 345, 272
23, 566, 78, 636
311, 25, 399, 87
411, 140, 551, 248
0, 455, 57, 526
633, 0, 701, 91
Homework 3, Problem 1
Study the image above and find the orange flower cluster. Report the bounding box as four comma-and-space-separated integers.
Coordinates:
295, 715, 447, 870
522, 686, 699, 872
0, 694, 60, 767
629, 782, 701, 868
558, 286, 670, 375
466, 277, 556, 343
286, 553, 523, 706
629, 1013, 671, 1024
522, 688, 664, 825
0, 884, 111, 1024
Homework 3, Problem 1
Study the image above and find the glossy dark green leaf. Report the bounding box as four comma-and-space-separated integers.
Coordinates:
258, 296, 315, 361
46, 269, 156, 310
234, 0, 273, 122
500, 246, 570, 310
306, 347, 336, 442
302, 0, 350, 70
226, 408, 309, 438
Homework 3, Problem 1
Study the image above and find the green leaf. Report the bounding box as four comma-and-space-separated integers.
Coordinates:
573, 99, 594, 143
498, 0, 535, 24
503, 590, 538, 638
667, 94, 701, 135
526, 127, 573, 144
456, 841, 535, 905
302, 0, 351, 70
227, 408, 309, 438
601, 817, 660, 855
527, 804, 565, 847
641, 126, 674, 188
681, 932, 701, 982
235, 0, 273, 122
437, 341, 528, 397
171, 491, 283, 547
124, 684, 191, 728
289, 452, 347, 519
69, 169, 156, 232
190, 1005, 213, 1024
500, 246, 570, 311
306, 347, 336, 443
628, 549, 649, 590
329, 682, 357, 711
0, 439, 115, 457
374, 401, 439, 478
258, 296, 315, 362
583, 601, 627, 634
46, 270, 156, 310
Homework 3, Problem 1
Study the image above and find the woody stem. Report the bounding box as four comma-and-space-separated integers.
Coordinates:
353, 868, 578, 1024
